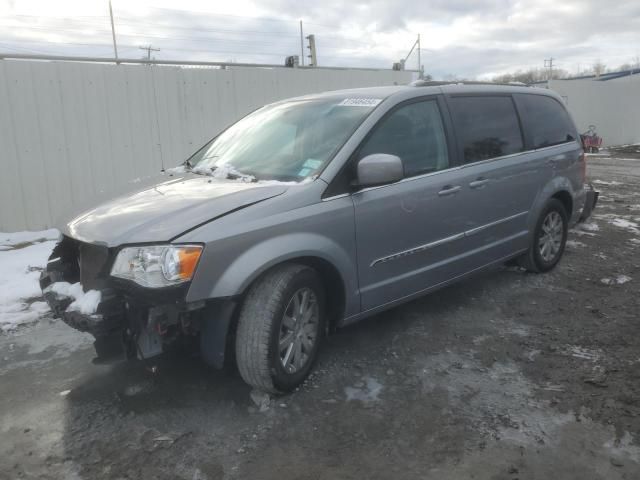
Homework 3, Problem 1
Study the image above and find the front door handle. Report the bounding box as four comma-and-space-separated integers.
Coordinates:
438, 185, 461, 197
469, 178, 490, 189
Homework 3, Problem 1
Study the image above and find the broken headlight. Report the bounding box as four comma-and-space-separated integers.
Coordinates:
110, 244, 202, 288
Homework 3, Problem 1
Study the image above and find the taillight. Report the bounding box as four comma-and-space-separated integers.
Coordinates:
579, 152, 586, 182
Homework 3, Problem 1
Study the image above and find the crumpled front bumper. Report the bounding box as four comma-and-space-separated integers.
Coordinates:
40, 272, 128, 361
39, 235, 237, 368
41, 284, 125, 337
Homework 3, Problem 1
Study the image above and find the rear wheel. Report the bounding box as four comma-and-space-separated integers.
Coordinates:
235, 264, 325, 393
518, 199, 568, 273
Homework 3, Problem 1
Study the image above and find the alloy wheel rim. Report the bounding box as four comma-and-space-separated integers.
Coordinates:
538, 211, 563, 262
278, 287, 319, 374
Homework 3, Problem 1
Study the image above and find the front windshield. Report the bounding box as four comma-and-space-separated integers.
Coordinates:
187, 97, 381, 182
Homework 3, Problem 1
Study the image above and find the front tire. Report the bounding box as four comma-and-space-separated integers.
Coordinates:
518, 198, 568, 273
235, 264, 325, 393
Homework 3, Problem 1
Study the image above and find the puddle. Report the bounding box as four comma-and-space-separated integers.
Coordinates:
0, 320, 93, 374
345, 376, 383, 403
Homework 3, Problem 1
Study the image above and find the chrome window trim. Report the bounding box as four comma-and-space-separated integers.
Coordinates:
353, 165, 465, 195
321, 192, 350, 202
349, 140, 579, 197
370, 211, 529, 267
458, 140, 579, 170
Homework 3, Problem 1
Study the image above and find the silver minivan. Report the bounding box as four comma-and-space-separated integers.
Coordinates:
41, 83, 598, 393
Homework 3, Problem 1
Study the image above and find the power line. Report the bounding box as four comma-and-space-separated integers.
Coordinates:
0, 42, 53, 55
0, 29, 371, 56
0, 10, 405, 68
1, 19, 371, 46
1, 14, 375, 48
143, 6, 299, 25
0, 38, 294, 57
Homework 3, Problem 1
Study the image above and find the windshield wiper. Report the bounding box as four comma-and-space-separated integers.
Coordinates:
207, 165, 256, 182
187, 163, 257, 182
226, 170, 258, 182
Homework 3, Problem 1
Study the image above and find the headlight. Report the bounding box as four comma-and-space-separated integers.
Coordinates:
110, 244, 202, 288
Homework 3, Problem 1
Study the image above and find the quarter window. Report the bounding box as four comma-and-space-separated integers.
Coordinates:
358, 100, 449, 177
514, 94, 577, 149
449, 96, 524, 163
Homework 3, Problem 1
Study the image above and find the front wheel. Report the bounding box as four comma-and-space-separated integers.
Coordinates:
235, 264, 325, 393
518, 199, 568, 273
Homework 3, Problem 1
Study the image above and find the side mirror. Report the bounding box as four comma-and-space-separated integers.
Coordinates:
355, 154, 404, 188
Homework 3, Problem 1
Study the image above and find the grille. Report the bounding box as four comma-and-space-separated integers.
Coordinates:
78, 242, 110, 290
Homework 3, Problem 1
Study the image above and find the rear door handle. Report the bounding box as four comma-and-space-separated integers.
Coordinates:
438, 185, 461, 197
469, 178, 490, 189
547, 154, 566, 164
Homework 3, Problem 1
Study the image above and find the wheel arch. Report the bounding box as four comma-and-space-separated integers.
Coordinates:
234, 255, 348, 333
551, 190, 573, 217
198, 252, 350, 370
528, 176, 577, 233
189, 232, 358, 322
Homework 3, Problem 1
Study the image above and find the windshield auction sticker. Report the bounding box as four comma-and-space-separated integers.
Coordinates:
337, 98, 382, 107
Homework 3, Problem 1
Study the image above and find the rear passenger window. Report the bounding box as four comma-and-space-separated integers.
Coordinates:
449, 96, 524, 163
358, 100, 449, 177
515, 94, 577, 149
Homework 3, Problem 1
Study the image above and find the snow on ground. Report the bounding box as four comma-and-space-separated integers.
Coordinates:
0, 228, 58, 247
600, 275, 632, 286
579, 222, 600, 232
592, 179, 623, 186
0, 230, 58, 332
566, 240, 587, 248
608, 217, 639, 234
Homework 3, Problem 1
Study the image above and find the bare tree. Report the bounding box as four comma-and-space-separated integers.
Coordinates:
592, 60, 606, 77
492, 67, 568, 85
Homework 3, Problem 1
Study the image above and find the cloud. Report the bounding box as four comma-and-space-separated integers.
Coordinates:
0, 0, 638, 78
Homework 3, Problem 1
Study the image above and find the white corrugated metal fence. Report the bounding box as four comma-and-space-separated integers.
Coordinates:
0, 60, 412, 231
549, 75, 640, 147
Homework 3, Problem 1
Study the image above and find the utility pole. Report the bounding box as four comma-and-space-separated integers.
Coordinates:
544, 57, 554, 80
299, 20, 305, 66
417, 34, 422, 78
140, 45, 160, 61
306, 34, 317, 67
404, 34, 424, 77
108, 0, 119, 63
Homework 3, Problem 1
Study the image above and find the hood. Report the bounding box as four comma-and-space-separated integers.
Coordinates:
61, 172, 288, 247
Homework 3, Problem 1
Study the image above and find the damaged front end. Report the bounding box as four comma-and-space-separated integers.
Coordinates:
39, 236, 209, 364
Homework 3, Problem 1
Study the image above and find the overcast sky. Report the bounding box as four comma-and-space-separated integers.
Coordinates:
1, 0, 639, 79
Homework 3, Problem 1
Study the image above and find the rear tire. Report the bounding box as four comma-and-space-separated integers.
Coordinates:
235, 264, 325, 394
518, 199, 568, 273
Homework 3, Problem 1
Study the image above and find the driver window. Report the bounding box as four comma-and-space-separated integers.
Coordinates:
358, 100, 449, 177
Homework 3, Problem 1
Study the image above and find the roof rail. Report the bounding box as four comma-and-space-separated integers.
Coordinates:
410, 79, 530, 87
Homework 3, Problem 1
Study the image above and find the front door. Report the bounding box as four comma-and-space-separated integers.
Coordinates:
352, 97, 473, 312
